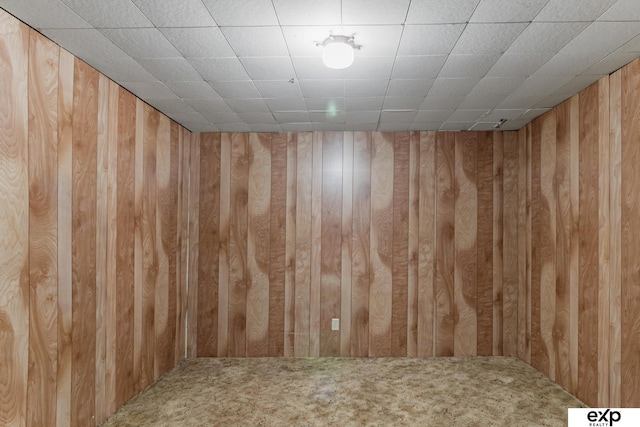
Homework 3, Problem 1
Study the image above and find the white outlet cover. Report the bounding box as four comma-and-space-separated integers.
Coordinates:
331, 318, 340, 331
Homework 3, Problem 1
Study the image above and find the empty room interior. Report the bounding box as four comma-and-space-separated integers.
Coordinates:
1, 0, 640, 426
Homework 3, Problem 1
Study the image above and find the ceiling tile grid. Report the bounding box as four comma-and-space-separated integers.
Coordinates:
2, 0, 640, 132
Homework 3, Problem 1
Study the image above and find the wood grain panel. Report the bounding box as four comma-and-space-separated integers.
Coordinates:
247, 133, 271, 357
56, 47, 74, 427
407, 132, 420, 357
229, 133, 249, 357
351, 132, 371, 357
177, 127, 190, 361
369, 132, 394, 357
477, 132, 493, 356
502, 132, 518, 357
310, 133, 323, 357
492, 133, 504, 356
165, 121, 179, 372
418, 132, 436, 357
294, 132, 312, 357
133, 99, 144, 388
578, 82, 601, 406
621, 58, 640, 408
197, 133, 221, 357
320, 132, 342, 357
0, 13, 29, 427
454, 132, 478, 357
115, 88, 136, 407
392, 132, 409, 357
435, 132, 455, 357
217, 134, 231, 357
27, 29, 59, 427
284, 134, 297, 357
340, 132, 353, 356
517, 127, 528, 361
71, 58, 98, 427
269, 133, 287, 357
609, 69, 622, 407
186, 133, 200, 357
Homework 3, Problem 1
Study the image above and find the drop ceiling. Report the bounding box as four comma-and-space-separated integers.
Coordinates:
2, 0, 640, 132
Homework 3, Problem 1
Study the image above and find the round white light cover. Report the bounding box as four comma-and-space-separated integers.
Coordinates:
322, 41, 355, 69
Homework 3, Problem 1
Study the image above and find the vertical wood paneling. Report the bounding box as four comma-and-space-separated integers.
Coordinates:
435, 133, 455, 357
27, 29, 59, 427
454, 132, 478, 357
133, 99, 144, 388
477, 132, 494, 356
369, 132, 394, 357
492, 133, 504, 356
310, 133, 323, 357
186, 133, 200, 358
197, 133, 220, 357
269, 133, 287, 357
621, 59, 640, 408
609, 70, 622, 407
418, 132, 436, 357
217, 134, 231, 357
392, 132, 409, 357
56, 48, 74, 427
340, 132, 353, 356
177, 127, 191, 361
294, 133, 312, 357
247, 133, 271, 357
284, 134, 297, 357
165, 121, 179, 372
517, 127, 529, 361
407, 132, 420, 357
229, 133, 249, 357
502, 132, 518, 356
351, 132, 371, 357
0, 13, 29, 427
71, 58, 98, 427
320, 132, 342, 356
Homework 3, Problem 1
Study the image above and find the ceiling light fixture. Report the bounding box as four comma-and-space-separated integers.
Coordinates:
317, 35, 361, 70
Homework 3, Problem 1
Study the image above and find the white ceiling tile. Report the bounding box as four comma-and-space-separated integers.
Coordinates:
345, 97, 384, 111
200, 112, 243, 123
341, 26, 404, 57
265, 98, 307, 111
440, 122, 475, 130
189, 58, 250, 81
486, 53, 554, 77
533, 53, 601, 76
470, 0, 548, 23
186, 99, 234, 114
218, 123, 252, 132
398, 25, 465, 55
555, 75, 606, 95
561, 22, 640, 58
222, 26, 289, 57
406, 0, 481, 24
299, 80, 344, 98
391, 55, 447, 79
237, 112, 277, 123
305, 98, 345, 111
61, 0, 152, 28
467, 76, 528, 95
255, 80, 303, 98
452, 23, 528, 54
420, 95, 466, 110
469, 123, 502, 131
497, 76, 573, 108
427, 78, 481, 98
82, 57, 157, 82
273, 112, 311, 122
345, 111, 381, 123
40, 29, 127, 61
310, 111, 345, 122
183, 122, 219, 132
517, 108, 551, 121
345, 80, 389, 97
498, 120, 527, 131
382, 97, 426, 110
313, 123, 346, 131
0, 0, 90, 29
346, 123, 379, 131
137, 58, 202, 81
209, 80, 261, 98
281, 123, 315, 132
621, 34, 640, 53
380, 110, 417, 123
378, 123, 418, 131
168, 111, 209, 124
224, 98, 270, 113
457, 92, 507, 109
145, 99, 195, 114
437, 54, 500, 78
414, 110, 453, 121
482, 109, 527, 121
534, 0, 618, 22
447, 109, 490, 121
100, 28, 180, 58
599, 0, 640, 21
240, 57, 296, 80
506, 23, 590, 54
164, 81, 222, 100
533, 92, 575, 109
582, 52, 638, 75
408, 122, 443, 131
133, 0, 215, 27
343, 57, 395, 80
120, 82, 179, 100
249, 124, 282, 132
203, 0, 278, 25
273, 0, 342, 25
342, 0, 410, 24
281, 26, 335, 57
161, 28, 235, 58
292, 57, 345, 80
386, 80, 434, 97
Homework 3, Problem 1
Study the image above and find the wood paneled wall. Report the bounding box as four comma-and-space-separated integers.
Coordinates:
189, 131, 520, 358
518, 57, 640, 408
0, 10, 189, 427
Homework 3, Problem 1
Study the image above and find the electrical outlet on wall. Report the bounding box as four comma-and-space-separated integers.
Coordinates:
331, 318, 339, 331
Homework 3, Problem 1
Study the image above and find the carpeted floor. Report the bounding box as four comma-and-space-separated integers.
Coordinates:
100, 357, 586, 426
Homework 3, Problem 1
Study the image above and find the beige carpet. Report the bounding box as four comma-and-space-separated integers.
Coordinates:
100, 357, 586, 426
